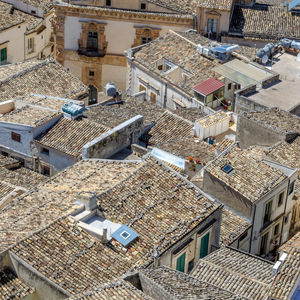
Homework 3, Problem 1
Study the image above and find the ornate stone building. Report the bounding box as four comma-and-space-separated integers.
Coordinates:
53, 0, 195, 103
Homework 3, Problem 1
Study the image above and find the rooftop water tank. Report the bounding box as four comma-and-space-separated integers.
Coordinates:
291, 40, 300, 51
105, 82, 117, 97
281, 38, 292, 48
62, 102, 84, 117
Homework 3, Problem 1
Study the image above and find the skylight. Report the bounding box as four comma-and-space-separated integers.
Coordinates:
222, 164, 233, 174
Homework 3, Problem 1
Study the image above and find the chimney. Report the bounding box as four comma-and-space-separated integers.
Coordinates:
76, 192, 97, 211
102, 228, 108, 244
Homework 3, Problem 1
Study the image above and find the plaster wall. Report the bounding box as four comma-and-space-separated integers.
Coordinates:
236, 114, 284, 149
0, 24, 26, 63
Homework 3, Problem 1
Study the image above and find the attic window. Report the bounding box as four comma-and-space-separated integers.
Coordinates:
121, 231, 130, 239
141, 3, 146, 9
222, 164, 233, 174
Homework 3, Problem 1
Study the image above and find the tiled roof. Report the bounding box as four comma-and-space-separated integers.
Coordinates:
266, 137, 300, 170
172, 107, 207, 123
35, 117, 109, 157
0, 1, 42, 32
16, 94, 74, 111
205, 146, 287, 203
191, 247, 274, 300
133, 31, 255, 98
146, 111, 193, 146
145, 0, 199, 14
0, 159, 143, 252
270, 232, 300, 299
139, 266, 244, 299
10, 158, 219, 295
0, 105, 60, 127
0, 181, 15, 202
134, 31, 218, 98
0, 154, 18, 168
198, 0, 233, 10
220, 208, 251, 246
0, 267, 34, 300
0, 59, 88, 102
18, 0, 54, 13
85, 96, 165, 128
156, 137, 216, 164
68, 280, 152, 299
229, 5, 300, 40
242, 108, 300, 134
96, 157, 219, 263
193, 78, 225, 96
215, 138, 234, 153
0, 166, 47, 190
197, 111, 230, 128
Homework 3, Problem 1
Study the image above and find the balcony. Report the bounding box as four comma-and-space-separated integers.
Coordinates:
78, 47, 106, 58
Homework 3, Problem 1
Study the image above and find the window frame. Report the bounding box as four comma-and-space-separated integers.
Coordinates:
11, 132, 21, 143
0, 47, 7, 65
288, 181, 295, 195
106, 0, 111, 6
27, 37, 35, 53
140, 3, 146, 9
278, 191, 284, 207
263, 200, 272, 225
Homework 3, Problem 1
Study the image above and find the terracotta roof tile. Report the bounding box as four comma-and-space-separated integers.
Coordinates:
0, 267, 34, 299
0, 105, 61, 127
0, 154, 18, 168
0, 59, 88, 102
205, 146, 287, 203
199, 0, 233, 10
191, 247, 274, 300
35, 117, 109, 157
139, 266, 245, 299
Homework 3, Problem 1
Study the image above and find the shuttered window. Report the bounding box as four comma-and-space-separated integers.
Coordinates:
0, 48, 7, 65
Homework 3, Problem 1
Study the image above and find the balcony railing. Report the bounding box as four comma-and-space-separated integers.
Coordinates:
78, 47, 106, 57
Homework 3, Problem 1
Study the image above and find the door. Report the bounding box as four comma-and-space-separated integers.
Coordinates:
200, 232, 210, 258
176, 252, 186, 272
260, 232, 269, 255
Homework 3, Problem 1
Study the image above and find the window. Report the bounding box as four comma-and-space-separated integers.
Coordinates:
87, 31, 98, 50
140, 3, 146, 9
200, 232, 210, 258
188, 260, 194, 272
0, 48, 7, 65
207, 18, 217, 33
263, 200, 272, 225
150, 92, 156, 104
120, 231, 130, 239
228, 83, 232, 90
284, 215, 289, 224
31, 10, 36, 14
11, 132, 21, 142
106, 0, 111, 5
288, 181, 295, 195
274, 223, 280, 236
260, 232, 269, 255
27, 37, 34, 53
139, 84, 146, 92
41, 147, 49, 156
89, 70, 95, 77
278, 191, 284, 207
176, 252, 186, 272
157, 64, 163, 70
51, 45, 54, 53
238, 231, 248, 242
42, 165, 50, 176
141, 37, 152, 44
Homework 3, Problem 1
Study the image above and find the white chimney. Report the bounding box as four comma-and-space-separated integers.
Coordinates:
76, 192, 97, 211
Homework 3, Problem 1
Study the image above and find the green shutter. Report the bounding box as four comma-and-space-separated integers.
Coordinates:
176, 252, 186, 272
0, 48, 7, 65
200, 232, 210, 258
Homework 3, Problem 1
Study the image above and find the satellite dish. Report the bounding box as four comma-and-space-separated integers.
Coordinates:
262, 54, 268, 65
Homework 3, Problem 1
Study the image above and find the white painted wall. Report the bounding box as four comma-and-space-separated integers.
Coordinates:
0, 24, 26, 63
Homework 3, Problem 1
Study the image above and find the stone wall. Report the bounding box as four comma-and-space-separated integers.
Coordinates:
236, 114, 285, 148
82, 115, 143, 158
235, 94, 267, 115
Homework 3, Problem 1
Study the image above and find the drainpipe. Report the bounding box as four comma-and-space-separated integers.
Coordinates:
279, 178, 290, 246
249, 204, 256, 254
163, 83, 167, 108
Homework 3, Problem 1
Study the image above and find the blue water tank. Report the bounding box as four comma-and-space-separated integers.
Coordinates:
62, 103, 84, 117
291, 40, 300, 51
281, 38, 292, 48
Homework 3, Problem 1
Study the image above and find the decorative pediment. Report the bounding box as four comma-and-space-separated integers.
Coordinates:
205, 10, 221, 16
